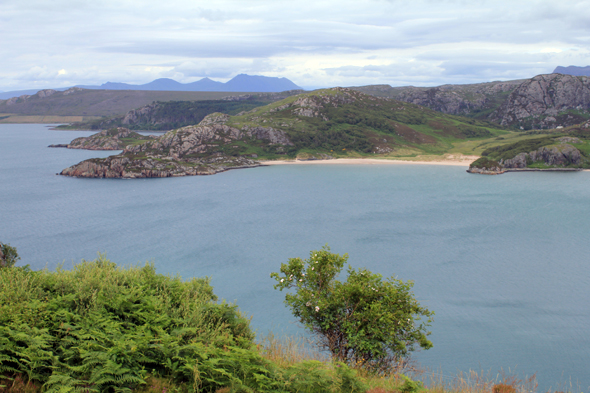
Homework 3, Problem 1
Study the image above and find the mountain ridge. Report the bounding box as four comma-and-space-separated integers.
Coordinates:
553, 65, 590, 77
0, 74, 302, 100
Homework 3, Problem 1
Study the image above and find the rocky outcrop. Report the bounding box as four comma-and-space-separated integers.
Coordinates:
352, 80, 523, 117
60, 113, 292, 179
60, 155, 260, 178
469, 142, 587, 175
490, 74, 590, 128
66, 128, 155, 150
467, 167, 506, 175
500, 145, 583, 168
467, 157, 505, 174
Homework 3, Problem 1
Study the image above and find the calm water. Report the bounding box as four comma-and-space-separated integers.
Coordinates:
2, 124, 589, 390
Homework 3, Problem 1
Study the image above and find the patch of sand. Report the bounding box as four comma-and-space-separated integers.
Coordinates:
259, 155, 479, 167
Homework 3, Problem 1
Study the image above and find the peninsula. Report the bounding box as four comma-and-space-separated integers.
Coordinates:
57, 87, 590, 178
59, 88, 505, 178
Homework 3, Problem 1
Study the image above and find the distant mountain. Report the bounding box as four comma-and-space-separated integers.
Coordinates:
553, 65, 590, 77
77, 74, 301, 93
0, 75, 302, 100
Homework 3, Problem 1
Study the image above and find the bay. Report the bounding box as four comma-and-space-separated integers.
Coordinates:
1, 124, 589, 391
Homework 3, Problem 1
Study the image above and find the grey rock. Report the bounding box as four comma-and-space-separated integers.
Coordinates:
490, 74, 590, 128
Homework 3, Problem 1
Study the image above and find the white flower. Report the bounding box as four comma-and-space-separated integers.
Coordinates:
306, 301, 311, 307
280, 279, 284, 283
302, 273, 305, 276
315, 254, 317, 257
299, 279, 303, 282
315, 306, 320, 312
311, 267, 314, 270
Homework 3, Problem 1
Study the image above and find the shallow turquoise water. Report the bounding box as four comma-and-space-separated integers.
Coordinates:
1, 124, 589, 390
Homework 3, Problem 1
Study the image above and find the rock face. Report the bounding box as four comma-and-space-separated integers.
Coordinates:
60, 155, 259, 178
354, 75, 590, 130
500, 145, 583, 168
67, 128, 155, 150
352, 80, 523, 117
60, 113, 292, 178
490, 74, 590, 128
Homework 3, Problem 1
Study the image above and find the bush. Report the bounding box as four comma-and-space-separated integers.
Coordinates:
271, 246, 434, 374
0, 256, 254, 392
0, 243, 19, 268
1, 255, 371, 393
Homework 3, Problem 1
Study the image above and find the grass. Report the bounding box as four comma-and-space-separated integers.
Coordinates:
257, 334, 542, 393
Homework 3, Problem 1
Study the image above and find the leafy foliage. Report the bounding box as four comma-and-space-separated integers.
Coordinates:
0, 243, 20, 268
0, 255, 373, 392
271, 246, 434, 374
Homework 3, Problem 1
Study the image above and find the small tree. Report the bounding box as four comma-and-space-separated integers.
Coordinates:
271, 246, 433, 373
0, 242, 20, 268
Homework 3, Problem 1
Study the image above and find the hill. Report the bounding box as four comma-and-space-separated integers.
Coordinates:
0, 88, 300, 122
488, 74, 590, 129
59, 87, 507, 178
354, 74, 590, 130
468, 120, 590, 174
553, 65, 590, 77
55, 91, 304, 131
352, 79, 524, 119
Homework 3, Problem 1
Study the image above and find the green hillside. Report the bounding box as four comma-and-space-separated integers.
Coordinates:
221, 87, 507, 159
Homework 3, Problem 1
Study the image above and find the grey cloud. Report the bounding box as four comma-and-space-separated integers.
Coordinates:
2, 0, 590, 90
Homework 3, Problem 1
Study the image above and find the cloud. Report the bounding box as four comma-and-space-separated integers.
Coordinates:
2, 0, 590, 90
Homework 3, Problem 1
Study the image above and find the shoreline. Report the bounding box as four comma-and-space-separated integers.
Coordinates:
259, 156, 477, 167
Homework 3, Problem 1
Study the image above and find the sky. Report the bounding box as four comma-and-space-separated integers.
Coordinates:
1, 0, 590, 92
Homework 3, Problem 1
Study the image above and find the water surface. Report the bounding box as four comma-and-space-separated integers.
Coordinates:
1, 124, 589, 390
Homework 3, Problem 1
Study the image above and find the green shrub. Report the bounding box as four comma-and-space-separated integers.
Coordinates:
0, 256, 254, 392
271, 246, 434, 374
1, 255, 371, 393
0, 243, 20, 268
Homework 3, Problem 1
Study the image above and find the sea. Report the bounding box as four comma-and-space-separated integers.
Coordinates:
1, 124, 589, 391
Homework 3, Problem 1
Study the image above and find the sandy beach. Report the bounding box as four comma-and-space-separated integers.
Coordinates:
260, 155, 478, 167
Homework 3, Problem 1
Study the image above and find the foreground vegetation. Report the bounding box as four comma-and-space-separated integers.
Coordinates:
272, 246, 433, 373
0, 255, 380, 392
1, 246, 546, 393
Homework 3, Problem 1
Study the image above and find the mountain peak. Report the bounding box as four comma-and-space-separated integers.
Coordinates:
553, 65, 590, 77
